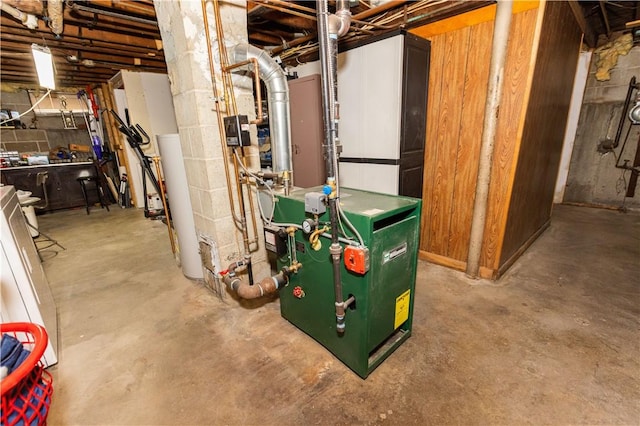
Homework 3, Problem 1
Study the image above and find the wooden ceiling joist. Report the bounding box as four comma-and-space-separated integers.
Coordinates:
1, 0, 637, 87
0, 17, 162, 50
0, 30, 162, 58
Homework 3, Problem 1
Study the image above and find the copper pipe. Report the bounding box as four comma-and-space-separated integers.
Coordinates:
213, 0, 238, 116
255, 0, 390, 29
252, 0, 317, 22
241, 151, 260, 247
223, 57, 264, 124
254, 0, 316, 15
209, 0, 260, 254
232, 149, 251, 255
352, 0, 406, 20
212, 0, 260, 251
152, 156, 176, 255
201, 0, 241, 224
270, 2, 406, 57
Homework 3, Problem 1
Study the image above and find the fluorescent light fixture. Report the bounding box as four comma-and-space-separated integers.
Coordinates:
31, 44, 55, 90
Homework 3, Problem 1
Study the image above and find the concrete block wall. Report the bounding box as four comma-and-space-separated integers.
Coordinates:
564, 45, 640, 209
582, 46, 640, 103
1, 90, 92, 154
154, 0, 269, 284
1, 129, 50, 154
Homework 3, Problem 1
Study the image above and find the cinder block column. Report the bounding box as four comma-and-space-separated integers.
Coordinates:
154, 0, 269, 282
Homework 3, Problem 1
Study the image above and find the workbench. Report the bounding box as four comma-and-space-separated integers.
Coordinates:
0, 162, 101, 211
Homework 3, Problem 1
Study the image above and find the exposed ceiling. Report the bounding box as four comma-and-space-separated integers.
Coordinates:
1, 0, 165, 88
0, 0, 639, 90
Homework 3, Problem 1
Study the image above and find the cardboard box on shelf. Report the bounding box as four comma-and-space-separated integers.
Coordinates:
69, 144, 91, 153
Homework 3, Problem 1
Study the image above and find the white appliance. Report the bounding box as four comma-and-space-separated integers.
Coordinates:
1, 185, 58, 367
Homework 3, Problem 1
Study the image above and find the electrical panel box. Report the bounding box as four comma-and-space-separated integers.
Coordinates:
274, 187, 421, 378
224, 115, 251, 147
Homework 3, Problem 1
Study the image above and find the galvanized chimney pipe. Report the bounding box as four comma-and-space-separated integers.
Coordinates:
466, 0, 513, 279
317, 0, 352, 334
232, 44, 293, 178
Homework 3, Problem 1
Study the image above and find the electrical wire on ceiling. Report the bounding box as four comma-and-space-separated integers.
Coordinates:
275, 0, 458, 64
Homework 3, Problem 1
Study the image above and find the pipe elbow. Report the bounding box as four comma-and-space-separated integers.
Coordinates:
227, 272, 288, 300
328, 11, 351, 37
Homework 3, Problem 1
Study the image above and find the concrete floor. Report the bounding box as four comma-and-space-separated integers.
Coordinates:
37, 204, 639, 425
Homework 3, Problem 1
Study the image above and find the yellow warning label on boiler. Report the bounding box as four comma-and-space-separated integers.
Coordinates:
394, 289, 411, 329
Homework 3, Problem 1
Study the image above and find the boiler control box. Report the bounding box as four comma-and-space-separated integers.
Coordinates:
264, 225, 287, 256
224, 115, 251, 147
304, 192, 326, 214
344, 246, 370, 275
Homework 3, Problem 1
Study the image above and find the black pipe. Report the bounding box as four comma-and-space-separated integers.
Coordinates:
624, 134, 640, 198
317, 0, 347, 334
246, 256, 255, 287
612, 77, 637, 150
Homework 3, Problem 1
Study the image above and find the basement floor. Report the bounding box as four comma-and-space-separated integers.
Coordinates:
38, 204, 639, 425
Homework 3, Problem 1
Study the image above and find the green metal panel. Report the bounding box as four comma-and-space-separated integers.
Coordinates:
274, 187, 421, 378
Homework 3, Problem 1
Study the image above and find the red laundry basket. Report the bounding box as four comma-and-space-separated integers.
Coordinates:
1, 322, 53, 426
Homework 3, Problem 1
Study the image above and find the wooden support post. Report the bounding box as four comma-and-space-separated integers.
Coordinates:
100, 82, 138, 207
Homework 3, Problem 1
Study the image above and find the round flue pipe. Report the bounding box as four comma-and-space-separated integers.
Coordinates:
232, 44, 293, 177
466, 0, 513, 279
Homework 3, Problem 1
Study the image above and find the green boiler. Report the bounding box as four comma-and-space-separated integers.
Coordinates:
272, 187, 421, 378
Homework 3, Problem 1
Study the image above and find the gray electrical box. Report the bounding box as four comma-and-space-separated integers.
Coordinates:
304, 192, 326, 214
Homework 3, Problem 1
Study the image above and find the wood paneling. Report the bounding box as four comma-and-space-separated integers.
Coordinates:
501, 1, 582, 265
410, 1, 539, 39
480, 8, 540, 270
419, 31, 445, 251
427, 27, 470, 255
421, 8, 539, 266
417, 2, 583, 278
447, 20, 493, 261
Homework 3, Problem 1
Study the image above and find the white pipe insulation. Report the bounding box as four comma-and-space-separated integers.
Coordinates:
465, 0, 513, 279
0, 0, 37, 29
232, 44, 293, 175
47, 0, 63, 36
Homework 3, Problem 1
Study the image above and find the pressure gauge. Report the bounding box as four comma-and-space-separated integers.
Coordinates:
302, 219, 315, 234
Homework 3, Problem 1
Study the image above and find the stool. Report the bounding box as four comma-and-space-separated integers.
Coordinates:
77, 176, 110, 214
18, 196, 42, 237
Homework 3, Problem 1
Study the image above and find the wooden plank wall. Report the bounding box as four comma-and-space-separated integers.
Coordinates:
414, 4, 539, 275
479, 7, 540, 272
500, 1, 582, 269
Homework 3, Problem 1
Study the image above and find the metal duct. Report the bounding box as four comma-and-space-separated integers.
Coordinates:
329, 0, 352, 37
232, 44, 292, 175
